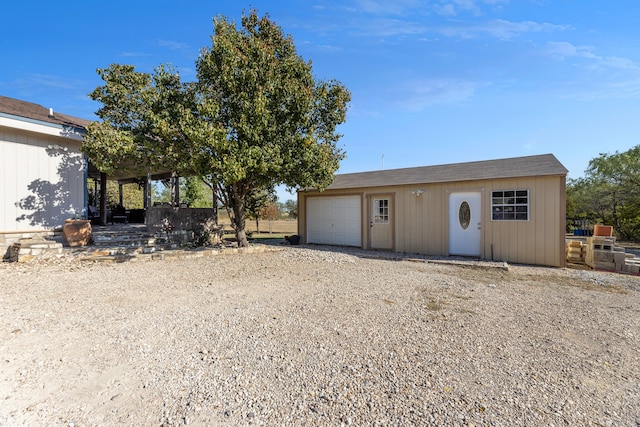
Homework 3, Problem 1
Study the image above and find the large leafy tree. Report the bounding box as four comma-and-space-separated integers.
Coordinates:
83, 10, 350, 247
585, 146, 640, 239
184, 10, 350, 246
83, 64, 192, 178
568, 145, 640, 240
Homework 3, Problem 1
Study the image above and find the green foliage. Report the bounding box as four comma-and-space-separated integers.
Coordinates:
183, 176, 214, 208
151, 177, 214, 207
84, 64, 193, 177
245, 188, 277, 220
83, 10, 350, 247
152, 181, 171, 204
283, 199, 298, 219
186, 10, 349, 246
569, 145, 640, 240
116, 182, 144, 209
274, 199, 297, 219
88, 179, 144, 209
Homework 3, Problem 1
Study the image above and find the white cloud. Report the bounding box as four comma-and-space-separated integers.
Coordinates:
15, 74, 76, 90
543, 41, 640, 100
120, 51, 152, 58
433, 0, 511, 17
360, 18, 429, 37
343, 16, 567, 41
546, 41, 597, 59
563, 78, 640, 101
155, 39, 191, 50
317, 44, 343, 53
546, 41, 640, 71
350, 0, 511, 17
395, 78, 487, 111
309, 2, 564, 42
438, 19, 569, 40
484, 19, 569, 39
351, 0, 423, 15
434, 4, 457, 17
607, 79, 640, 98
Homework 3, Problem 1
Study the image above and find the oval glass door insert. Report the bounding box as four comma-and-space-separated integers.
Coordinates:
459, 201, 471, 230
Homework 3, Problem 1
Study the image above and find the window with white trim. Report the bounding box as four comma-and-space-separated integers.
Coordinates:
373, 199, 389, 224
491, 190, 529, 221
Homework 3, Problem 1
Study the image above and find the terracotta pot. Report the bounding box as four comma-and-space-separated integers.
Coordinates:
593, 225, 613, 237
63, 219, 92, 247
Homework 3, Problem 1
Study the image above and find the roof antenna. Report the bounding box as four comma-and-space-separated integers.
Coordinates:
381, 154, 384, 170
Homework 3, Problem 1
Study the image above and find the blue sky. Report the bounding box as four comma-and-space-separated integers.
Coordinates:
2, 0, 639, 201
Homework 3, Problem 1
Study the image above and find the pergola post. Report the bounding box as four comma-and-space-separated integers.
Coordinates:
171, 172, 180, 206
93, 179, 98, 204
99, 172, 108, 226
118, 182, 124, 207
144, 173, 152, 209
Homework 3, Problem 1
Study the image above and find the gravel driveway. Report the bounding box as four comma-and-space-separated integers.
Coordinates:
1, 245, 639, 426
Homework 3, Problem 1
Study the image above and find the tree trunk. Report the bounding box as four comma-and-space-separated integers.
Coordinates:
231, 189, 249, 247
256, 217, 260, 234
212, 186, 218, 225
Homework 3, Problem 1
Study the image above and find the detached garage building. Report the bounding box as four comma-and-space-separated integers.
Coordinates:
298, 154, 568, 267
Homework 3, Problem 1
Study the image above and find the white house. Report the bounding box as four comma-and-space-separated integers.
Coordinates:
0, 96, 91, 252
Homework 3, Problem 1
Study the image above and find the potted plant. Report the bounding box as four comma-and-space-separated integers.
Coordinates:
62, 210, 92, 247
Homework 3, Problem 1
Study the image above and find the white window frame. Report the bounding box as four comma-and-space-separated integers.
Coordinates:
373, 198, 390, 224
491, 189, 529, 221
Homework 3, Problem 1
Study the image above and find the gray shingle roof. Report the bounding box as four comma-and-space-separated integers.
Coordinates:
326, 154, 568, 190
0, 96, 92, 129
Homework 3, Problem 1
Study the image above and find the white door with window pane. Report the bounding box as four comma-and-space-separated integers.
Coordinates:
370, 196, 393, 250
449, 192, 481, 256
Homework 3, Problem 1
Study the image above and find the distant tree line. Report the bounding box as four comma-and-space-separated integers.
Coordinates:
152, 177, 297, 219
88, 179, 144, 210
567, 145, 640, 240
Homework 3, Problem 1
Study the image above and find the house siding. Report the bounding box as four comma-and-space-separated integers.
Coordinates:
1, 125, 85, 232
299, 174, 566, 267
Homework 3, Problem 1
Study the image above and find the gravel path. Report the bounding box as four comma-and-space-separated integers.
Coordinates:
1, 245, 639, 426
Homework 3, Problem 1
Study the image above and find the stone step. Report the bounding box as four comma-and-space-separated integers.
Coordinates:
9, 238, 63, 262
76, 247, 210, 263
80, 246, 155, 257
73, 242, 178, 256
92, 236, 157, 247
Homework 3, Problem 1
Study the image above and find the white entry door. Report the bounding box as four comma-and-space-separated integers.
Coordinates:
369, 196, 393, 250
449, 192, 481, 256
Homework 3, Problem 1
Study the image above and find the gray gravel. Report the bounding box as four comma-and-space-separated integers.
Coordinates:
1, 245, 639, 426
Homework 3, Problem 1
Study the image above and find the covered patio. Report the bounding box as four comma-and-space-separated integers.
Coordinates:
85, 162, 218, 239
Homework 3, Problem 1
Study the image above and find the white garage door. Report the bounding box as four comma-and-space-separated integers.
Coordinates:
307, 196, 361, 247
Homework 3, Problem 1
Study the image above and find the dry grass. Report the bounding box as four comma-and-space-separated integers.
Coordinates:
424, 299, 444, 311
244, 219, 298, 235
217, 212, 298, 236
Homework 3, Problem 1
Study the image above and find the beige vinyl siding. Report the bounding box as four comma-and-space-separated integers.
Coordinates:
404, 187, 425, 254
482, 176, 564, 267
299, 173, 566, 267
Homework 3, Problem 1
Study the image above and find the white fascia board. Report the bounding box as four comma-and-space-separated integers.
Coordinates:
0, 114, 86, 141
